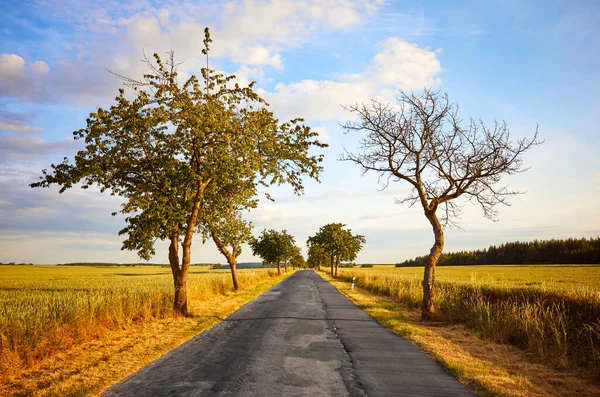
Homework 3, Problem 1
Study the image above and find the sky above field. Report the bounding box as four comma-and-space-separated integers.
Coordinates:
1, 0, 599, 264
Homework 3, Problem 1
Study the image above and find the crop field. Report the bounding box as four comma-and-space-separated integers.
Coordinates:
0, 265, 278, 374
361, 264, 600, 290
338, 264, 600, 376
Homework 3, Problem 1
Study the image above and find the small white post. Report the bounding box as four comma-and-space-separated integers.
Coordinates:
351, 277, 356, 290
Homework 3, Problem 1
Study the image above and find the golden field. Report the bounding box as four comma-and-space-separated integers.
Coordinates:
0, 265, 285, 396
323, 272, 600, 396
337, 265, 600, 377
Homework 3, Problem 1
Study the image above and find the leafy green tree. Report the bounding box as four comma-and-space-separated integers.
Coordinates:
308, 223, 365, 277
289, 246, 305, 270
306, 241, 329, 271
342, 89, 539, 319
30, 29, 326, 315
199, 162, 256, 291
250, 229, 296, 275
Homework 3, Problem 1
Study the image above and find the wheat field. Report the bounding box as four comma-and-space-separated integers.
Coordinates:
338, 264, 600, 376
0, 265, 277, 369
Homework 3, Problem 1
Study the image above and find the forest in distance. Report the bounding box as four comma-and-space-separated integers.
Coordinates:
396, 237, 600, 267
4, 237, 600, 268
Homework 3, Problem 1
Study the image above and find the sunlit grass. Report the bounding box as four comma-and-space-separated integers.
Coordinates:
362, 264, 600, 289
0, 265, 278, 371
323, 272, 600, 397
337, 265, 600, 376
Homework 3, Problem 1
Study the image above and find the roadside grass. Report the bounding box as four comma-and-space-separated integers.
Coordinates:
322, 272, 600, 397
0, 265, 288, 396
335, 266, 600, 376
363, 264, 600, 290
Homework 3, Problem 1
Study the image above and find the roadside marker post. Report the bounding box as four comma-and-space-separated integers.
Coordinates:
352, 277, 356, 290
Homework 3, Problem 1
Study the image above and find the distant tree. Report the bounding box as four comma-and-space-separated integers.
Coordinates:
199, 168, 256, 291
250, 229, 296, 275
308, 223, 365, 277
30, 29, 326, 315
342, 89, 540, 319
289, 246, 305, 270
306, 243, 329, 271
205, 210, 252, 291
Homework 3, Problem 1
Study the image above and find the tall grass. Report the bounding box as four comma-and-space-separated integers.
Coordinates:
337, 269, 600, 376
0, 266, 278, 371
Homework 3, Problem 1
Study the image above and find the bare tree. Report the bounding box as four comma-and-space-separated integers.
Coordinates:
341, 89, 541, 319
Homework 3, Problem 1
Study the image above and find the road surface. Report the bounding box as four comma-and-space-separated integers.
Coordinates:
104, 270, 473, 396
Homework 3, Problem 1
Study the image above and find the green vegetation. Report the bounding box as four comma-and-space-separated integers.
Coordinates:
30, 28, 325, 314
337, 265, 600, 376
397, 237, 600, 267
0, 265, 279, 368
250, 229, 298, 275
307, 223, 365, 277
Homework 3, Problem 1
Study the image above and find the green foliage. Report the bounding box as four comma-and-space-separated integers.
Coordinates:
30, 29, 327, 266
250, 229, 296, 266
308, 223, 365, 264
306, 244, 329, 269
397, 237, 600, 267
289, 246, 305, 269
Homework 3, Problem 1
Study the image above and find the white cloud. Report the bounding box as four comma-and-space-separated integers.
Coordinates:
262, 37, 442, 121
30, 60, 50, 75
0, 53, 50, 100
0, 0, 383, 104
0, 121, 43, 134
230, 46, 283, 70
313, 126, 330, 143
0, 135, 76, 161
370, 38, 441, 87
0, 53, 27, 76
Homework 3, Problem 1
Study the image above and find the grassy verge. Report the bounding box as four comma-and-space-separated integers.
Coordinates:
333, 269, 600, 375
1, 268, 288, 396
321, 272, 600, 397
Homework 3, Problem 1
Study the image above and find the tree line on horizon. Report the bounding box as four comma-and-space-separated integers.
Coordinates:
396, 237, 600, 267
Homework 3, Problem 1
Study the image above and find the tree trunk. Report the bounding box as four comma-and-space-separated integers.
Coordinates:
168, 234, 188, 315
172, 180, 208, 316
335, 257, 340, 277
277, 260, 281, 275
284, 261, 288, 274
317, 259, 321, 272
422, 211, 444, 320
330, 255, 335, 277
229, 261, 239, 291
211, 231, 239, 291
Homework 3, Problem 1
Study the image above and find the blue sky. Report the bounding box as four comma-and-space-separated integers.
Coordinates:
1, 0, 599, 264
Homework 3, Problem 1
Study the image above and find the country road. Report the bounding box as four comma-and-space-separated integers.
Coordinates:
104, 271, 473, 397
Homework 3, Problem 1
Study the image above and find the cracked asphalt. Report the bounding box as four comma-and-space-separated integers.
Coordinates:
104, 270, 473, 397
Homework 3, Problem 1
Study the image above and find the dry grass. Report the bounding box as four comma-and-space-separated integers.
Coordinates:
322, 272, 600, 397
362, 264, 600, 290
0, 265, 287, 396
336, 267, 600, 375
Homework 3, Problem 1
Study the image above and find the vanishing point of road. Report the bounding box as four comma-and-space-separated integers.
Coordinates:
104, 271, 473, 397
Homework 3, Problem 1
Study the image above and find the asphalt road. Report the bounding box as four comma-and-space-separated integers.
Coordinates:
104, 271, 473, 397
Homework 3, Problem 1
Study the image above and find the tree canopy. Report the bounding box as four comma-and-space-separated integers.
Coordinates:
250, 229, 297, 275
307, 223, 365, 277
306, 244, 329, 271
30, 28, 327, 314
